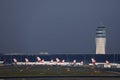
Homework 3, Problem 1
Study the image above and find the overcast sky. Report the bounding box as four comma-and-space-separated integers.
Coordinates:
0, 0, 120, 54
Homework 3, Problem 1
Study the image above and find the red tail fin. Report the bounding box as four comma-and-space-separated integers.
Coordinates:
106, 60, 109, 64
62, 60, 65, 63
91, 58, 96, 65
13, 58, 17, 64
80, 61, 83, 65
73, 60, 76, 64
56, 58, 60, 63
37, 57, 42, 62
25, 58, 29, 63
50, 59, 53, 63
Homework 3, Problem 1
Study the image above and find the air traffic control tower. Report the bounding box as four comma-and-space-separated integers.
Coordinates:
96, 25, 106, 54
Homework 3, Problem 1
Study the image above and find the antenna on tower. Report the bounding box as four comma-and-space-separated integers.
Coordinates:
99, 22, 104, 27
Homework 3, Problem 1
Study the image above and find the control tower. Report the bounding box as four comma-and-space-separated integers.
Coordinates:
96, 25, 106, 54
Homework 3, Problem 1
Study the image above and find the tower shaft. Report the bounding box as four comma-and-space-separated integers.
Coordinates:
96, 26, 106, 54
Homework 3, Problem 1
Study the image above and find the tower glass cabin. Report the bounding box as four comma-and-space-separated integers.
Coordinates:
96, 26, 106, 54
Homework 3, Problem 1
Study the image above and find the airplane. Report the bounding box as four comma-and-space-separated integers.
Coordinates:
55, 58, 71, 66
89, 58, 106, 66
75, 61, 84, 66
89, 58, 113, 68
35, 57, 57, 66
56, 58, 83, 66
104, 60, 120, 68
71, 59, 83, 66
13, 58, 26, 65
47, 59, 57, 66
24, 58, 35, 65
35, 57, 47, 65
13, 58, 35, 65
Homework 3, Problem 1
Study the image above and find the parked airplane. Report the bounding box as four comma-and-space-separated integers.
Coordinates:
55, 58, 70, 66
35, 57, 56, 65
89, 58, 113, 68
71, 59, 83, 66
13, 58, 26, 65
24, 58, 36, 65
89, 58, 107, 66
75, 61, 84, 66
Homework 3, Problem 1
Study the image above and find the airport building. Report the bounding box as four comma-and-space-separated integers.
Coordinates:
96, 26, 106, 54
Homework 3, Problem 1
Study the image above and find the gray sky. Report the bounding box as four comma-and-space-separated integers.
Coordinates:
0, 0, 120, 54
